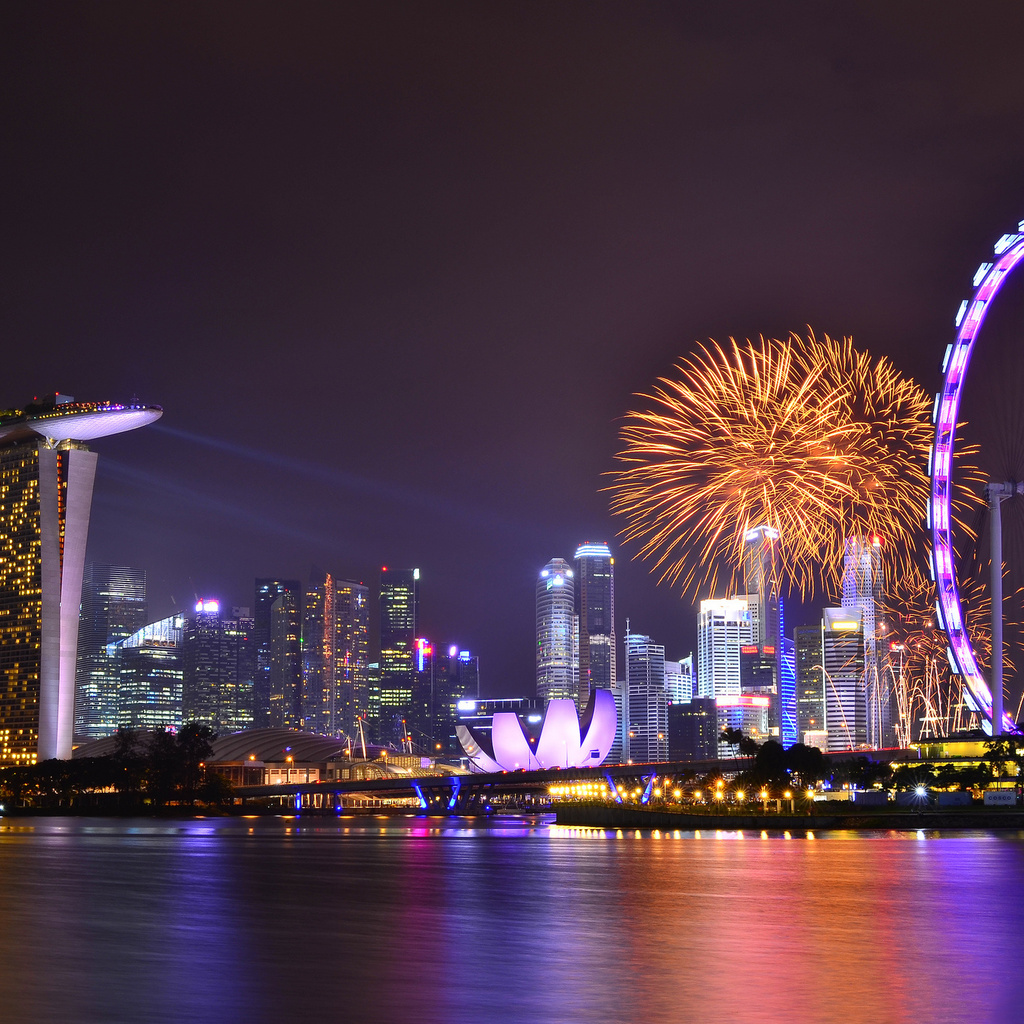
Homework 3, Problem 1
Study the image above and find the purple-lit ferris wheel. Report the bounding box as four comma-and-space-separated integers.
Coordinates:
930, 217, 1024, 735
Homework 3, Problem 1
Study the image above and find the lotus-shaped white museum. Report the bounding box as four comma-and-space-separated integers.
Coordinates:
457, 689, 617, 772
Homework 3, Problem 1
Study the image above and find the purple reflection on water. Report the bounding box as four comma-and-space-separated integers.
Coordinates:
0, 818, 1022, 1024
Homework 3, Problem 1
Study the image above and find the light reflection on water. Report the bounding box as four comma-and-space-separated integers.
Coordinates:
0, 815, 1022, 1024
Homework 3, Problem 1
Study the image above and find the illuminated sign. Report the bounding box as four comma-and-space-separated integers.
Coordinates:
194, 599, 220, 614
740, 645, 759, 654
716, 695, 770, 708
457, 700, 477, 712
830, 621, 859, 631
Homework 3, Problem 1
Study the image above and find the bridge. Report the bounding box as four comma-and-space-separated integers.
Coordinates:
234, 748, 927, 814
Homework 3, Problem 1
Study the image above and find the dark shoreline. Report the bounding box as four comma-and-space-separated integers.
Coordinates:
555, 803, 1024, 831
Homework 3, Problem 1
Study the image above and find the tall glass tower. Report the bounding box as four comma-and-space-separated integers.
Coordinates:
0, 395, 160, 764
574, 542, 615, 711
301, 572, 369, 738
822, 607, 866, 751
742, 525, 797, 745
535, 557, 577, 705
842, 534, 889, 747
182, 599, 255, 733
253, 579, 301, 727
624, 629, 667, 763
379, 567, 419, 743
75, 563, 147, 741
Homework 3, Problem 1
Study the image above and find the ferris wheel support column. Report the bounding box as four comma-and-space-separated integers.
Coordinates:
985, 480, 1024, 737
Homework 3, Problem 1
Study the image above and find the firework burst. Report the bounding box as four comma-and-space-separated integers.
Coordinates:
610, 330, 983, 598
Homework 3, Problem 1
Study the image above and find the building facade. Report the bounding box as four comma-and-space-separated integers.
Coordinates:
842, 534, 890, 747
668, 697, 718, 761
182, 599, 255, 733
253, 579, 302, 727
822, 607, 866, 751
110, 614, 184, 731
624, 630, 667, 763
794, 624, 825, 743
379, 567, 419, 743
574, 542, 615, 710
664, 656, 693, 704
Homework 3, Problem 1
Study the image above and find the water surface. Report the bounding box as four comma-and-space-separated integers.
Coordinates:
1, 815, 1021, 1024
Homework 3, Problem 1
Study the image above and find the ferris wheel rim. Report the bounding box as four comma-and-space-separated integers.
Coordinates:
929, 218, 1024, 735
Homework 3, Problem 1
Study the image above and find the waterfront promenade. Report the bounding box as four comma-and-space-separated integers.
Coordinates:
555, 802, 1024, 831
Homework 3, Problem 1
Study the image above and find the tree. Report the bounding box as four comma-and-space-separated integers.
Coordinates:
176, 723, 216, 806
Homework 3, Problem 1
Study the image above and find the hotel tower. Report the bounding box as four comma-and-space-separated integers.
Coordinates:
0, 395, 161, 763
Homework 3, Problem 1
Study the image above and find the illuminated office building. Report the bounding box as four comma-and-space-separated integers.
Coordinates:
336, 579, 370, 736
536, 557, 578, 706
822, 607, 866, 751
254, 579, 301, 727
698, 596, 757, 752
742, 526, 797, 745
668, 697, 718, 761
110, 614, 184, 731
0, 395, 160, 764
624, 629, 667, 762
794, 624, 825, 742
379, 567, 419, 743
301, 572, 369, 738
697, 597, 756, 700
182, 599, 255, 733
842, 534, 891, 747
74, 563, 147, 741
432, 645, 480, 757
574, 542, 615, 710
665, 656, 693, 704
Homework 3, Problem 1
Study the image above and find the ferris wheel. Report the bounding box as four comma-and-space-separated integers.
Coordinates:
929, 217, 1024, 735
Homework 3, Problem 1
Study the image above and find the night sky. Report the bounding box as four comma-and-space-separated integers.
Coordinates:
5, 3, 1024, 701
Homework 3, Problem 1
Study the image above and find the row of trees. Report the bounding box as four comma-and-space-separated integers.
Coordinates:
717, 730, 1024, 795
0, 724, 231, 812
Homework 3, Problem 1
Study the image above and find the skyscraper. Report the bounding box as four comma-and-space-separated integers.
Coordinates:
379, 567, 419, 743
536, 557, 577, 705
742, 525, 797, 745
75, 564, 148, 741
270, 590, 303, 728
253, 579, 301, 726
110, 614, 184, 731
182, 599, 255, 733
0, 395, 160, 764
794, 624, 825, 743
432, 645, 480, 757
822, 607, 866, 751
574, 542, 615, 710
624, 629, 667, 762
698, 596, 757, 750
697, 597, 756, 701
302, 571, 368, 737
842, 534, 890, 747
335, 579, 370, 738
742, 526, 780, 650
664, 657, 693, 704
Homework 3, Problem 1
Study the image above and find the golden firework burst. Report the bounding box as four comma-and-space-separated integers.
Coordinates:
609, 330, 983, 598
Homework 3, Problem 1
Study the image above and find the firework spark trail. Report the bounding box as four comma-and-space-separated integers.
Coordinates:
610, 330, 984, 600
